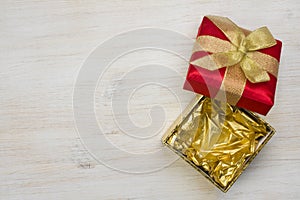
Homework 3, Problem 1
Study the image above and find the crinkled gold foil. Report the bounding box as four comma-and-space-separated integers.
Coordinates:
163, 95, 275, 192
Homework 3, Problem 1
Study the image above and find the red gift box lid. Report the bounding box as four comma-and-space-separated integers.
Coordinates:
183, 16, 282, 115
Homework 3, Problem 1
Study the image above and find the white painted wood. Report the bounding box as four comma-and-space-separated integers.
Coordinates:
1, 1, 300, 199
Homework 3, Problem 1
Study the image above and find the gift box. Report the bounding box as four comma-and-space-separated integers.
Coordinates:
162, 95, 275, 192
183, 15, 282, 115
162, 16, 282, 192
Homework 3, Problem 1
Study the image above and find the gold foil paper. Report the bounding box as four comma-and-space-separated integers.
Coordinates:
162, 95, 275, 192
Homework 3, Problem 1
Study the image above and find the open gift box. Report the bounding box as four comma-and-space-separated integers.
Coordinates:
162, 15, 282, 192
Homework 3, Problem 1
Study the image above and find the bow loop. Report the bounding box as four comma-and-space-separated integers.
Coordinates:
244, 27, 277, 51
240, 56, 270, 83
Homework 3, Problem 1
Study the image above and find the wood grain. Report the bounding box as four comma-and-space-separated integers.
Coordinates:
0, 1, 300, 199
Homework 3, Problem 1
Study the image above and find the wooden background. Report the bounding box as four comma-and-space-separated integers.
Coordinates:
1, 1, 300, 199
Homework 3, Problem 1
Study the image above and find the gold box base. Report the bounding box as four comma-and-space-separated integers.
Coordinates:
162, 95, 275, 192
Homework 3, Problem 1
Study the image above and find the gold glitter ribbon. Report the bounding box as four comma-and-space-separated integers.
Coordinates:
190, 16, 279, 105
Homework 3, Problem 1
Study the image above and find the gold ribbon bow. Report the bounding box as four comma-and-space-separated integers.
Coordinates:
190, 16, 279, 105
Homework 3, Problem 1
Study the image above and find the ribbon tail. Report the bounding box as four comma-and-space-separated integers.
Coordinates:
240, 56, 270, 83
